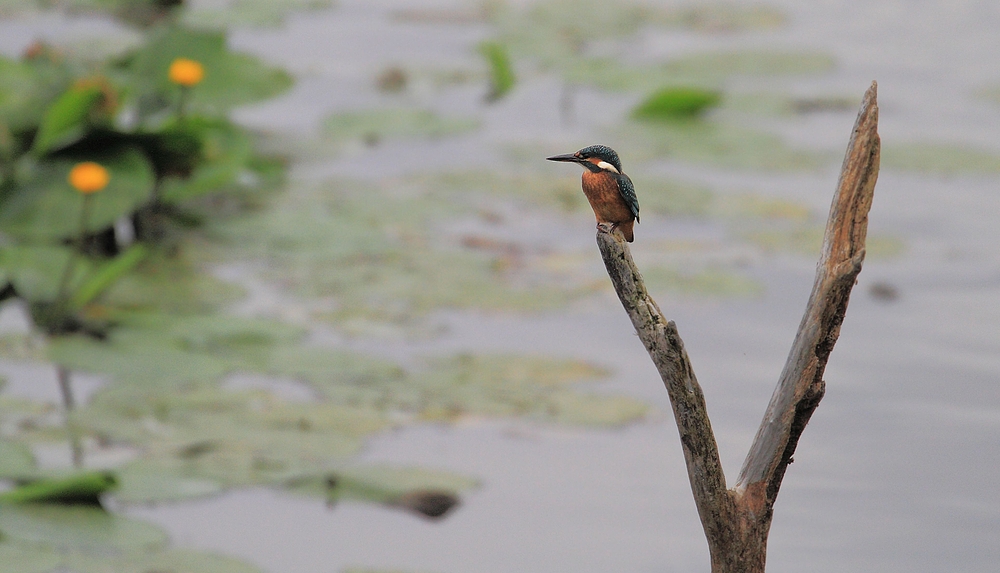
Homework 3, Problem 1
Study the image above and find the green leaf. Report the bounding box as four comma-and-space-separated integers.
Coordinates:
0, 503, 167, 553
0, 245, 80, 303
0, 471, 117, 505
68, 244, 149, 310
158, 118, 254, 204
0, 55, 74, 136
47, 329, 233, 387
0, 146, 155, 242
31, 85, 104, 156
479, 41, 516, 101
123, 26, 293, 117
111, 460, 222, 504
0, 543, 61, 573
632, 87, 722, 121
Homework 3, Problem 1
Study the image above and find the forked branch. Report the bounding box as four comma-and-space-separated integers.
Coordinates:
597, 82, 880, 572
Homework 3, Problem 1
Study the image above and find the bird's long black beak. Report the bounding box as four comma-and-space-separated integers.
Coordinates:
546, 153, 583, 163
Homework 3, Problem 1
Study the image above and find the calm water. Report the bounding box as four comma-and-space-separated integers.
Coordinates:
3, 1, 1000, 572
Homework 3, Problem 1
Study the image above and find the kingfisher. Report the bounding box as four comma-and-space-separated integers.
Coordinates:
546, 145, 640, 242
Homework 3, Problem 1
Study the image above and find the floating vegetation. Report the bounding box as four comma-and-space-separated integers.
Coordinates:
210, 180, 583, 324
881, 142, 1000, 174
183, 0, 334, 28
618, 120, 831, 171
0, 148, 154, 242
123, 26, 293, 117
111, 460, 223, 504
720, 92, 859, 116
102, 251, 246, 315
642, 266, 762, 298
565, 50, 836, 92
417, 170, 714, 218
658, 50, 836, 80
494, 1, 787, 67
391, 5, 494, 24
0, 439, 35, 478
60, 549, 265, 573
322, 109, 479, 146
632, 87, 722, 121
744, 225, 904, 259
714, 194, 812, 222
0, 503, 168, 553
289, 464, 478, 519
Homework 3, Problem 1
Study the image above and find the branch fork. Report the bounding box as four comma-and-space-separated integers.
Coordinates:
597, 82, 880, 572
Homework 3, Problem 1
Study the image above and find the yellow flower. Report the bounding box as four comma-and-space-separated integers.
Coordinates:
168, 58, 205, 87
68, 162, 109, 194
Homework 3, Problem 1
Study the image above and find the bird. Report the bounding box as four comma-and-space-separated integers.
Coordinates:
546, 145, 640, 242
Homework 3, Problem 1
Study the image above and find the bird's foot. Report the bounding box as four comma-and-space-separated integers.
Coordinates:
596, 222, 623, 240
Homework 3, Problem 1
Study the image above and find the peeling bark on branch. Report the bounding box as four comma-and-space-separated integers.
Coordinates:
596, 82, 880, 572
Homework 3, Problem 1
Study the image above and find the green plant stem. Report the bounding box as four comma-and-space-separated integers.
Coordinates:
52, 193, 94, 327
56, 365, 84, 468
177, 86, 190, 120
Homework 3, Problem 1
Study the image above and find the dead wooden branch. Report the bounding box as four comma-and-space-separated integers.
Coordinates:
596, 81, 880, 572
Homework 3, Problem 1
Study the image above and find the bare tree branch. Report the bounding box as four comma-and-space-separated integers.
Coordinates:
736, 81, 880, 504
597, 227, 731, 541
595, 81, 880, 572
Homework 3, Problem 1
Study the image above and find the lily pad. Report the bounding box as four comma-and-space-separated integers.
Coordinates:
184, 0, 334, 28
0, 543, 61, 573
495, 1, 787, 67
642, 266, 762, 297
122, 26, 293, 117
745, 225, 904, 259
881, 142, 1000, 174
101, 249, 246, 314
158, 117, 256, 205
48, 314, 302, 387
211, 181, 580, 324
618, 120, 830, 171
47, 329, 234, 388
289, 464, 477, 502
65, 548, 266, 573
110, 459, 223, 504
0, 146, 155, 242
322, 109, 479, 144
0, 503, 167, 553
0, 245, 79, 303
75, 384, 383, 486
0, 440, 35, 479
565, 50, 835, 92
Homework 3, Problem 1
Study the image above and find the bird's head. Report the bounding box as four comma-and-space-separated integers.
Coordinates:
546, 145, 623, 174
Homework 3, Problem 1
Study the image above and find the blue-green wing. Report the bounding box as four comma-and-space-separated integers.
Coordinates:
615, 173, 640, 222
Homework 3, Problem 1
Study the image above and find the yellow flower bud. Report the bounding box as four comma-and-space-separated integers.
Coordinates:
168, 58, 205, 87
68, 162, 109, 194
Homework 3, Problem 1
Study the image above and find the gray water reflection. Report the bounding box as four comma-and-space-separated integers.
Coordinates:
4, 0, 1000, 571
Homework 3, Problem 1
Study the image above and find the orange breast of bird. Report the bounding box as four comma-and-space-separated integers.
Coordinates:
581, 170, 636, 241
